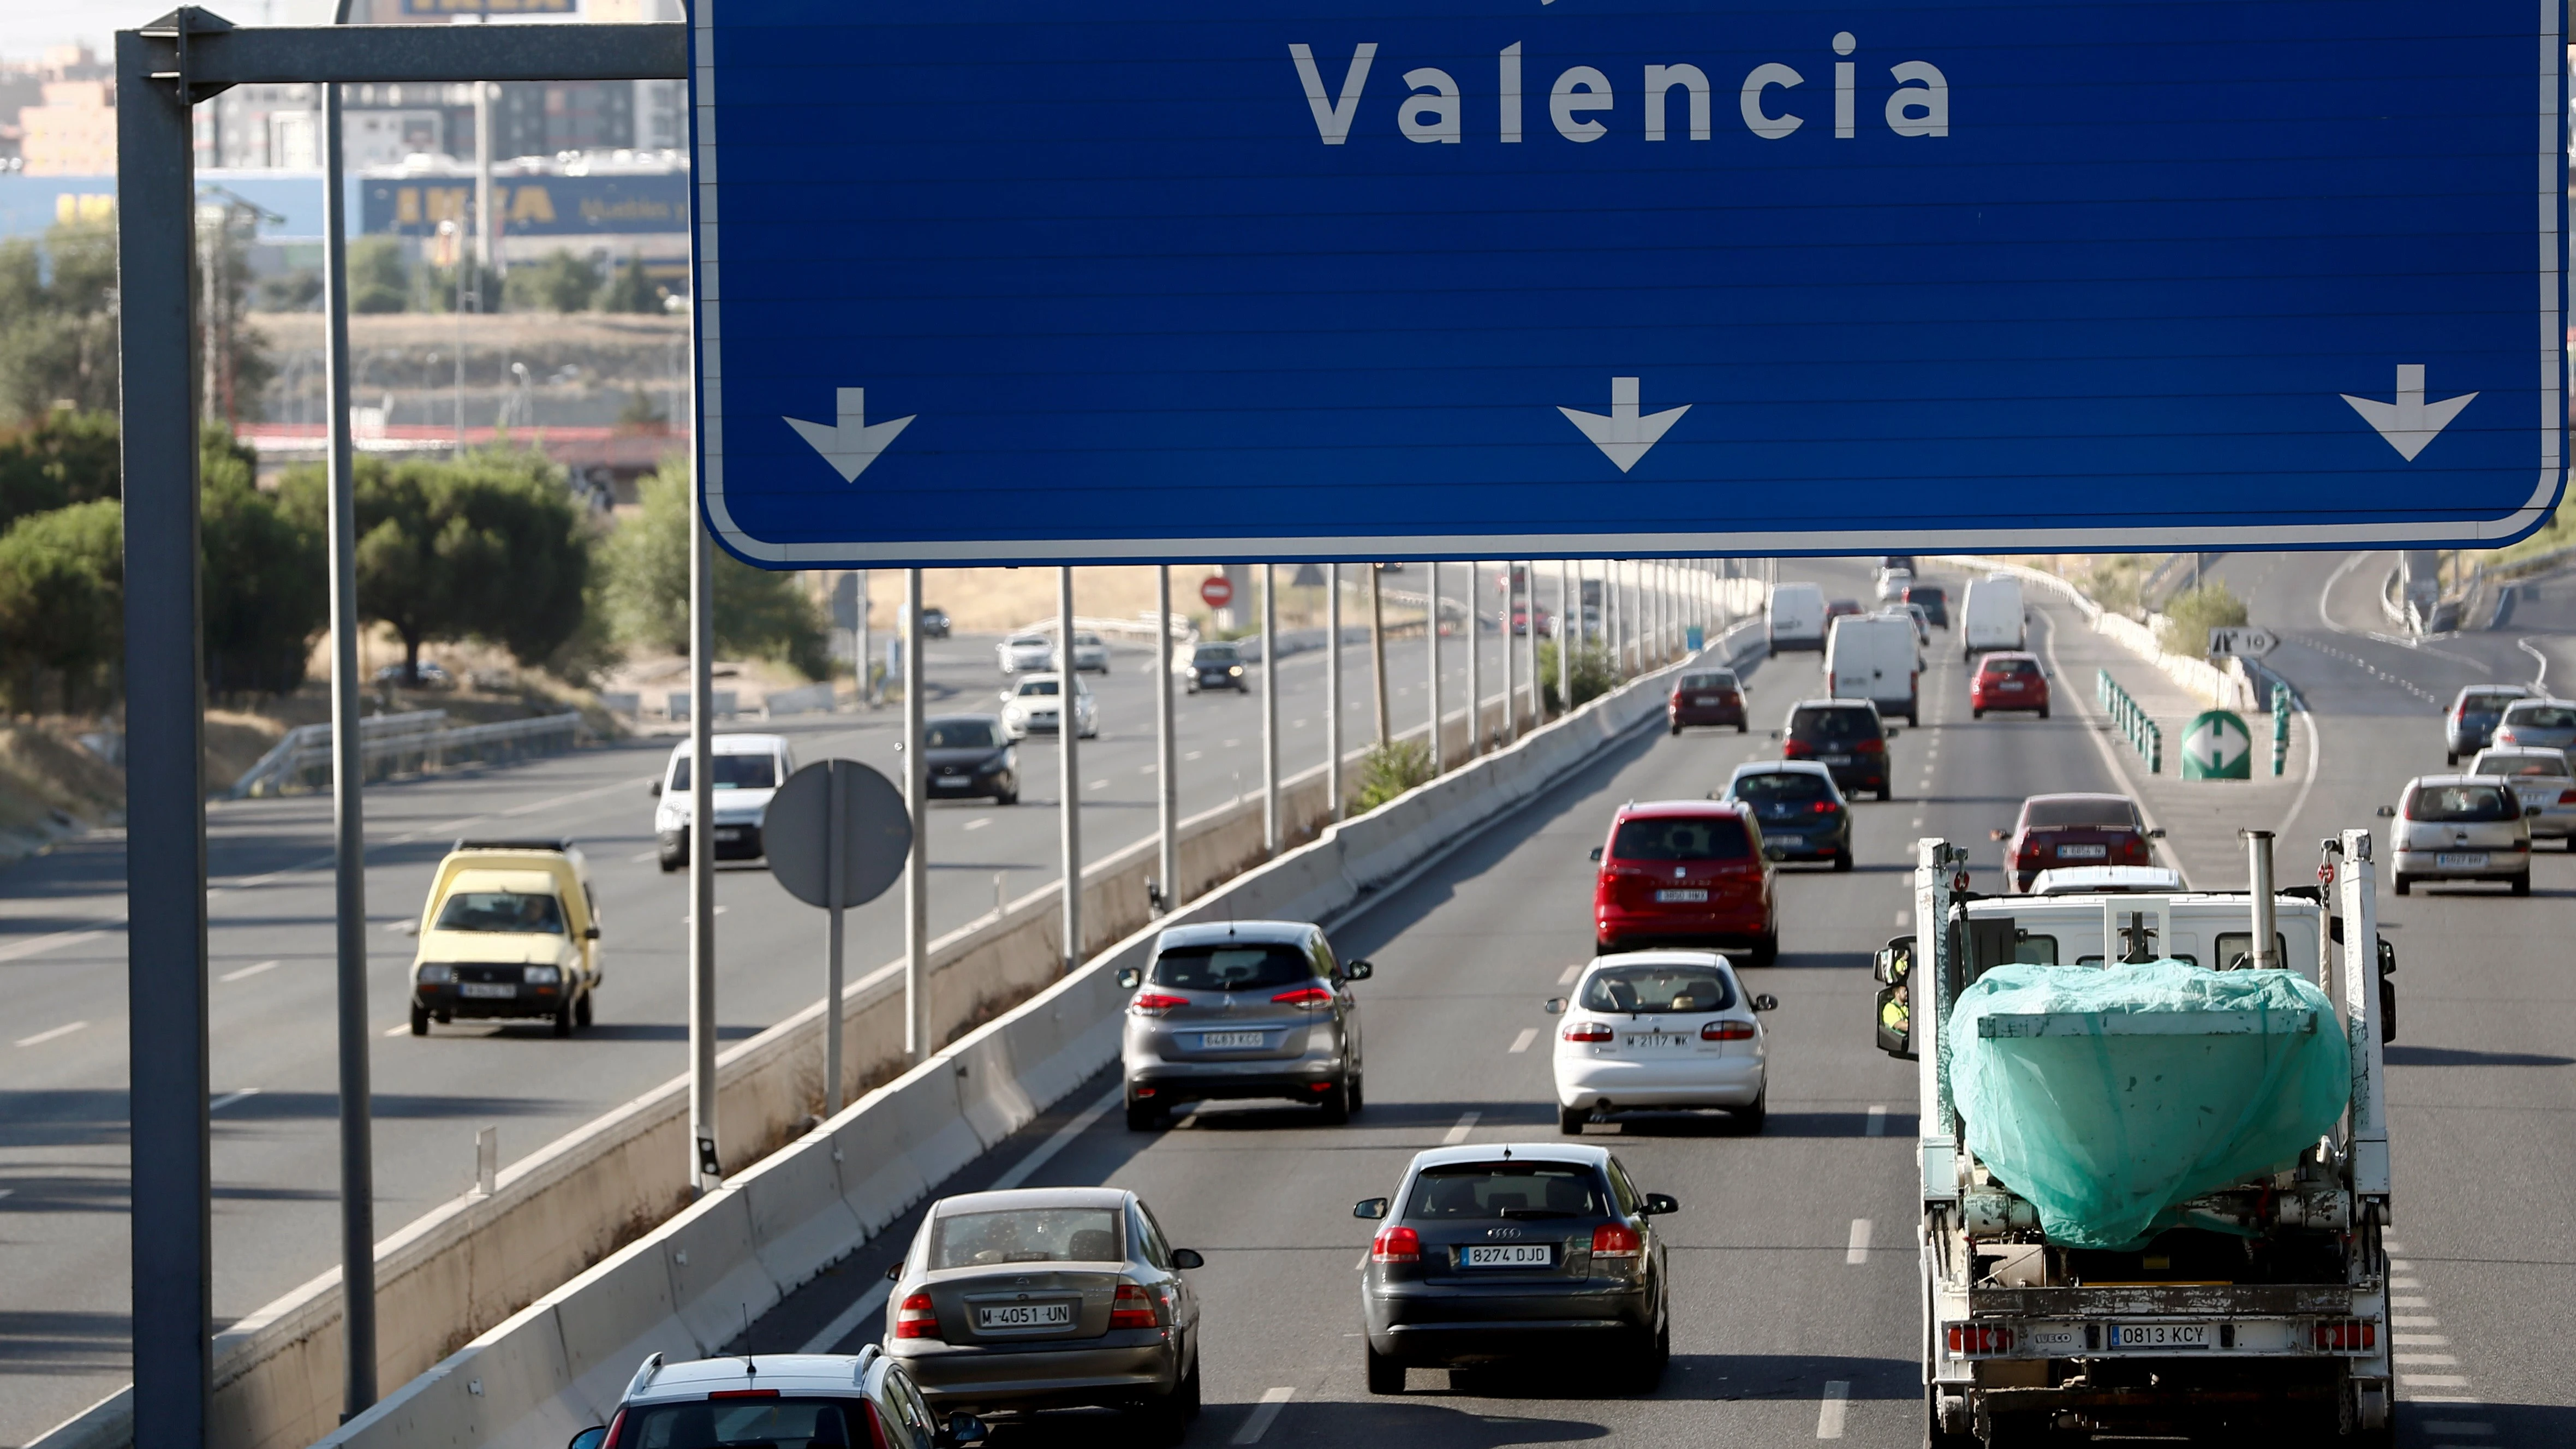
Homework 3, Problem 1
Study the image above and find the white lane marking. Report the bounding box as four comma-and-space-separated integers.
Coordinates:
1893, 909, 1907, 925
679, 907, 731, 922
2390, 1277, 2423, 1289
15, 1021, 89, 1047
2395, 1353, 2461, 1366
990, 1087, 1123, 1192
1442, 1110, 1481, 1145
963, 817, 992, 831
1138, 764, 1156, 774
1508, 1027, 1539, 1054
2392, 1295, 2432, 1308
1844, 1218, 1873, 1265
2402, 1374, 2471, 1388
211, 1088, 261, 1112
1223, 738, 1243, 748
220, 960, 282, 983
2520, 637, 2551, 690
1232, 1387, 1295, 1446
2390, 1259, 2413, 1270
1293, 718, 1309, 728
1087, 779, 1109, 791
800, 1281, 893, 1355
1865, 1105, 1887, 1137
1353, 1251, 1369, 1272
629, 850, 660, 863
1815, 1380, 1850, 1439
1184, 750, 1205, 761
0, 928, 107, 966
2384, 1240, 2409, 1253
2394, 1315, 2441, 1328
1910, 818, 1923, 828
2394, 1334, 2452, 1346
1557, 963, 1579, 985
384, 1024, 412, 1037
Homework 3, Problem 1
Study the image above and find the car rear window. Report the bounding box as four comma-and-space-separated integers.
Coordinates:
1979, 657, 2041, 678
1731, 771, 1833, 804
1579, 963, 1736, 1013
931, 1206, 1124, 1268
432, 891, 563, 934
1677, 673, 1737, 691
2020, 797, 2140, 828
1150, 943, 1314, 991
1787, 705, 1877, 742
1405, 1163, 1609, 1220
669, 754, 779, 791
1609, 814, 1752, 861
923, 719, 1003, 749
1906, 586, 1946, 604
621, 1398, 855, 1449
2405, 783, 2518, 822
2503, 703, 2576, 728
2471, 752, 2568, 778
2457, 689, 2523, 715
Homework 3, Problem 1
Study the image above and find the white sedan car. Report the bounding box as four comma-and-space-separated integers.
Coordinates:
997, 633, 1054, 673
1547, 950, 1775, 1135
998, 673, 1099, 739
1875, 567, 1914, 603
2467, 746, 2576, 844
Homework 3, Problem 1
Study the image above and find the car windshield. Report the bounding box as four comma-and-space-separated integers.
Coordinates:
931, 1206, 1124, 1267
1731, 771, 1834, 805
2021, 797, 2140, 828
1980, 658, 2042, 678
1194, 645, 1239, 663
2471, 752, 2568, 778
1149, 943, 1314, 991
1077, 633, 1104, 646
924, 719, 1003, 749
1017, 679, 1064, 697
1009, 635, 1047, 649
1677, 673, 1737, 692
1405, 1163, 1610, 1220
621, 1399, 855, 1449
1579, 963, 1736, 1014
1609, 814, 1752, 861
1788, 706, 1876, 742
432, 891, 564, 934
670, 754, 778, 791
2406, 783, 2519, 822
2503, 704, 2576, 729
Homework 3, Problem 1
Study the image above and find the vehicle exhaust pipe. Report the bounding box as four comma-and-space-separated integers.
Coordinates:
2241, 829, 2277, 970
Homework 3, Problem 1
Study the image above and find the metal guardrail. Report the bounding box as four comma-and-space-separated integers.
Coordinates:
229, 711, 585, 797
2096, 670, 2161, 773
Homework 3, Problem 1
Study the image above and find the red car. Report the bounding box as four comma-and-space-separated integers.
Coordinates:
1824, 598, 1867, 624
1668, 667, 1748, 734
1995, 793, 2161, 891
1591, 801, 1778, 964
1511, 604, 1556, 637
1970, 652, 2050, 719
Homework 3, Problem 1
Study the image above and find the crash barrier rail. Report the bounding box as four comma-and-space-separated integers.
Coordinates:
2273, 684, 2292, 777
229, 712, 585, 798
762, 683, 838, 718
29, 616, 1764, 1449
665, 690, 739, 720
595, 691, 642, 716
2096, 671, 2162, 773
294, 617, 1764, 1449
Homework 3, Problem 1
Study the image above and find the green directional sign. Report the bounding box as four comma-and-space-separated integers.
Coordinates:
2182, 709, 2254, 780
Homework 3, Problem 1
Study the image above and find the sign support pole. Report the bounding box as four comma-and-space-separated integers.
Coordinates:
1557, 560, 1572, 717
1500, 565, 1517, 747
1427, 565, 1444, 773
1522, 562, 1538, 729
824, 761, 846, 1113
904, 569, 928, 1058
1058, 568, 1082, 974
1327, 564, 1344, 819
1262, 563, 1279, 853
1465, 561, 1482, 758
687, 349, 717, 1194
1370, 567, 1390, 747
1157, 567, 1178, 903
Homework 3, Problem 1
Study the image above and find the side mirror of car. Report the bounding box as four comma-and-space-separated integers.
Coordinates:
2375, 804, 2397, 818
1751, 993, 1779, 1012
568, 1429, 610, 1449
1117, 966, 1142, 989
885, 1260, 904, 1281
649, 780, 662, 797
1884, 724, 1900, 738
1641, 1192, 1680, 1216
1354, 1197, 1390, 1220
1768, 729, 1783, 740
1988, 828, 2009, 842
1344, 958, 1373, 981
1169, 1248, 1204, 1270
1588, 846, 1603, 862
2529, 804, 2545, 818
1543, 996, 1566, 1015
945, 1412, 991, 1447
2146, 827, 2167, 839
1875, 981, 1916, 1060
1762, 843, 1788, 862
585, 925, 601, 941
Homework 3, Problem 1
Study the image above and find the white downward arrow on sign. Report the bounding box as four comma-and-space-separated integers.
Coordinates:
1559, 377, 1690, 473
784, 387, 916, 482
2341, 365, 2476, 462
2190, 717, 2249, 770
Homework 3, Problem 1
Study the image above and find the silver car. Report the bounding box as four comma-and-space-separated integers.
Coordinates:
882, 1187, 1203, 1441
998, 633, 1054, 673
2468, 747, 2576, 843
2382, 775, 2534, 895
998, 673, 1098, 739
2491, 698, 2576, 753
1118, 920, 1370, 1129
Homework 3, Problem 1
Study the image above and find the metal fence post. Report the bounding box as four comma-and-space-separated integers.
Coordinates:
1058, 567, 1082, 971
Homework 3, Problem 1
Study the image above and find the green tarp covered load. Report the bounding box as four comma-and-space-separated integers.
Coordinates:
1946, 961, 2352, 1249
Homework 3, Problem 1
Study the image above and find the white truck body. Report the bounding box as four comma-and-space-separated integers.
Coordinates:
1824, 613, 1922, 725
1886, 832, 2395, 1444
1961, 575, 2027, 656
1767, 582, 1827, 653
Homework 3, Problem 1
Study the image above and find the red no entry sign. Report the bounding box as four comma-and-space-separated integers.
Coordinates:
1199, 575, 1234, 609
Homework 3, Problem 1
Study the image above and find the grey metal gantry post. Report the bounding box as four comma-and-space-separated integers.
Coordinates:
1058, 567, 1082, 972
1157, 565, 1178, 904
905, 569, 929, 1060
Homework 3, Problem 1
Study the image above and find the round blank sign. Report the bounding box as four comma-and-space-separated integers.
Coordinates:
765, 759, 913, 909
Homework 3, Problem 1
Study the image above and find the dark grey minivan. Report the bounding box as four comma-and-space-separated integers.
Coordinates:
1118, 921, 1369, 1129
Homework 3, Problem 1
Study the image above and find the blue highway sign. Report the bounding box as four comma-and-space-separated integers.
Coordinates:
685, 1, 2568, 565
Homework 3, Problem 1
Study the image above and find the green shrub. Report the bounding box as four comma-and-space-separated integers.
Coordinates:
1536, 638, 1620, 713
602, 462, 829, 677
503, 249, 604, 313
348, 236, 412, 314
2156, 582, 2250, 657
1353, 738, 1435, 812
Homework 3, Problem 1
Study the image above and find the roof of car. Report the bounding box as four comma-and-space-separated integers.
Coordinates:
2029, 865, 2186, 895
2472, 746, 2568, 760
2458, 684, 2532, 697
666, 732, 790, 756
1584, 947, 1741, 973
1728, 760, 1834, 780
1790, 697, 1877, 711
931, 1186, 1129, 1216
1405, 1142, 1613, 1172
628, 1353, 879, 1404
2408, 773, 2517, 788
926, 711, 1006, 724
2500, 697, 2576, 712
1977, 651, 2041, 663
1614, 798, 1750, 819
2021, 791, 2132, 807
1154, 920, 1317, 950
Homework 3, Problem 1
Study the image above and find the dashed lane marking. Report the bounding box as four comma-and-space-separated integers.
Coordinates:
1508, 1028, 1539, 1054
220, 960, 281, 983
991, 1087, 1122, 1191
210, 1088, 260, 1112
1443, 1110, 1481, 1145
1185, 750, 1205, 761
1844, 1219, 1873, 1265
383, 1024, 410, 1037
1232, 1387, 1295, 1446
963, 818, 991, 831
1558, 963, 1580, 985
16, 1021, 89, 1047
1865, 1105, 1887, 1137
1815, 1380, 1850, 1439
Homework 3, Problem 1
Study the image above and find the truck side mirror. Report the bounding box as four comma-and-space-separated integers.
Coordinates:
585, 925, 601, 940
1875, 981, 1916, 1061
2377, 937, 2398, 1043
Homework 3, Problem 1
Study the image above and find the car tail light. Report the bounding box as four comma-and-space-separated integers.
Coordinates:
1372, 1225, 1422, 1262
1946, 1323, 2013, 1356
1810, 800, 1838, 814
2314, 1319, 2376, 1351
1111, 1283, 1160, 1329
2559, 790, 2575, 805
1590, 1224, 1642, 1259
601, 1410, 627, 1449
709, 1389, 781, 1400
1702, 1019, 1757, 1041
1563, 1021, 1613, 1042
1130, 993, 1189, 1017
2017, 844, 2043, 868
2120, 836, 2148, 864
861, 1399, 892, 1449
895, 1292, 940, 1340
1782, 739, 1812, 759
1270, 986, 1334, 1008
1856, 737, 1885, 754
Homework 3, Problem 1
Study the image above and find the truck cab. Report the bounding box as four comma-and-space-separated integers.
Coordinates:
408, 838, 603, 1037
1876, 832, 2398, 1445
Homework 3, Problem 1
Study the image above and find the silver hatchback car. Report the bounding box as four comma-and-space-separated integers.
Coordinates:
2468, 747, 2576, 844
2382, 775, 2535, 895
2491, 698, 2576, 753
1118, 921, 1370, 1129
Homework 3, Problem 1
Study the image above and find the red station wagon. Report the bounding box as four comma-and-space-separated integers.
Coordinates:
1970, 652, 2050, 719
1996, 793, 2161, 891
1590, 802, 1778, 965
1668, 669, 1749, 734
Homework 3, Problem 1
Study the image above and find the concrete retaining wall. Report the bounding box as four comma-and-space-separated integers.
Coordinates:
301, 623, 1758, 1449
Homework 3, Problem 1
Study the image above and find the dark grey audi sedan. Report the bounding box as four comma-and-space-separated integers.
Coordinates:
1354, 1143, 1676, 1394
883, 1186, 1204, 1442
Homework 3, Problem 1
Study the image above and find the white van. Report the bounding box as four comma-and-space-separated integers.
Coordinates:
1768, 582, 1828, 653
1961, 575, 2027, 658
1826, 613, 1923, 725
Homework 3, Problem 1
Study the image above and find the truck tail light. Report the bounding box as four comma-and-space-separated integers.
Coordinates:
1945, 1323, 2013, 1356
1590, 1224, 1642, 1259
1702, 1020, 1757, 1041
1130, 993, 1189, 1017
895, 1292, 940, 1340
1563, 1022, 1613, 1042
1110, 1284, 1160, 1329
1372, 1225, 1421, 1263
2314, 1319, 2376, 1351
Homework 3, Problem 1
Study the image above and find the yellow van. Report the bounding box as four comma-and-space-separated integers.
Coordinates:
408, 838, 602, 1037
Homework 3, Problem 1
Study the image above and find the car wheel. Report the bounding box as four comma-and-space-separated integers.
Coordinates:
1125, 1093, 1165, 1131
1347, 1072, 1364, 1114
2513, 873, 2532, 896
574, 991, 593, 1029
1878, 786, 1894, 802
552, 1001, 574, 1039
658, 852, 682, 874
2038, 705, 2050, 719
2446, 752, 2458, 765
1736, 1085, 1768, 1135
1626, 1320, 1671, 1393
1175, 1358, 1203, 1421
1737, 721, 1748, 734
2393, 875, 2411, 896
1318, 1078, 1352, 1125
1973, 707, 1984, 719
1833, 849, 1853, 873
998, 786, 1019, 806
1669, 721, 1682, 736
1365, 1342, 1406, 1396
408, 1003, 428, 1036
1751, 931, 1779, 967
1559, 1105, 1588, 1136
